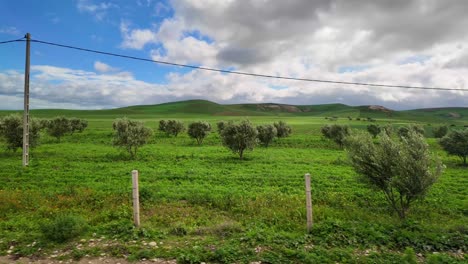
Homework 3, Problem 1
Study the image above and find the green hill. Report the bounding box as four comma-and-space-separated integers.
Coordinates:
1, 99, 467, 123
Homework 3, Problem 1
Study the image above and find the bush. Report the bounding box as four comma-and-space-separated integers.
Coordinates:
164, 120, 185, 137
321, 124, 350, 148
217, 121, 232, 134
158, 120, 167, 132
41, 214, 88, 243
346, 131, 443, 219
382, 124, 393, 137
367, 124, 381, 138
273, 121, 292, 138
220, 120, 258, 160
187, 121, 211, 145
433, 125, 448, 138
70, 118, 88, 134
439, 129, 468, 166
257, 124, 277, 147
0, 114, 41, 151
397, 125, 425, 138
47, 116, 71, 142
112, 118, 153, 158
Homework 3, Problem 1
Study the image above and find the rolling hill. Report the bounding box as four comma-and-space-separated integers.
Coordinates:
1, 99, 467, 122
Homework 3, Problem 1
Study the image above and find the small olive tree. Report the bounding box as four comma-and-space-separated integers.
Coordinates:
321, 124, 350, 148
217, 121, 233, 134
273, 121, 292, 138
346, 131, 442, 219
0, 114, 40, 151
367, 124, 381, 138
158, 120, 167, 132
439, 129, 468, 166
221, 120, 258, 160
165, 120, 185, 137
188, 121, 211, 145
256, 124, 277, 147
70, 118, 88, 135
398, 125, 425, 138
47, 116, 71, 142
433, 125, 448, 138
112, 118, 153, 159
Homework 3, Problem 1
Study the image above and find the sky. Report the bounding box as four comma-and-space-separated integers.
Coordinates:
1, 0, 468, 110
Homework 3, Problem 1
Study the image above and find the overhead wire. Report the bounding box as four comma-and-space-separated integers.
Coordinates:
1, 36, 466, 92
0, 37, 25, 44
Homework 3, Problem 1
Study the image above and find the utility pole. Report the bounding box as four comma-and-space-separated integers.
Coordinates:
22, 33, 31, 166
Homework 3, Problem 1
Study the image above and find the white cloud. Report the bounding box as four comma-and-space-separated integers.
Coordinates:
76, 0, 117, 21
119, 21, 158, 49
0, 59, 467, 110
94, 61, 118, 73
0, 26, 21, 36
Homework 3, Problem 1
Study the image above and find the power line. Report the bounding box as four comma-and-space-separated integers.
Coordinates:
3, 37, 466, 92
0, 37, 25, 44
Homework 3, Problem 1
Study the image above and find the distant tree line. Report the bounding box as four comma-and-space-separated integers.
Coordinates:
0, 115, 88, 151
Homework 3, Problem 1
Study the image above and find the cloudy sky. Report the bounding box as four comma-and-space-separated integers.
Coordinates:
1, 0, 467, 110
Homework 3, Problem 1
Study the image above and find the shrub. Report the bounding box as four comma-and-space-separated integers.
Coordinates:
398, 125, 425, 138
217, 121, 232, 134
367, 124, 381, 138
187, 121, 211, 145
112, 118, 153, 158
47, 116, 71, 142
41, 214, 88, 243
0, 114, 40, 151
346, 131, 443, 219
321, 124, 350, 148
273, 121, 292, 138
220, 120, 258, 159
69, 118, 88, 134
433, 125, 448, 138
158, 120, 167, 132
256, 124, 277, 147
165, 120, 185, 137
382, 124, 393, 137
38, 119, 50, 130
439, 129, 468, 166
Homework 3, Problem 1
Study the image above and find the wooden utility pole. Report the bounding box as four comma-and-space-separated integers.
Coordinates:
22, 33, 31, 167
132, 170, 140, 227
305, 173, 313, 232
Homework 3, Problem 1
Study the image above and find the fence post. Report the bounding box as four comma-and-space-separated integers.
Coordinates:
132, 170, 140, 227
305, 173, 313, 233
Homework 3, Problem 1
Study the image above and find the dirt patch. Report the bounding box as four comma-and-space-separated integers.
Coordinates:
368, 105, 392, 113
447, 112, 461, 118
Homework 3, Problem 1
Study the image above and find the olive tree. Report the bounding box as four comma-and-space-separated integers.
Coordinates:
0, 114, 40, 151
367, 124, 381, 138
112, 118, 153, 159
321, 124, 350, 148
158, 120, 167, 132
70, 118, 88, 135
273, 121, 292, 138
433, 125, 448, 138
165, 120, 185, 137
47, 116, 71, 142
217, 121, 233, 134
398, 125, 425, 138
439, 129, 468, 166
256, 124, 277, 147
346, 131, 443, 219
220, 120, 258, 160
188, 121, 211, 145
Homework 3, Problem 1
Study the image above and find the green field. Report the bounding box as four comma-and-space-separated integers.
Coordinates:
0, 100, 467, 263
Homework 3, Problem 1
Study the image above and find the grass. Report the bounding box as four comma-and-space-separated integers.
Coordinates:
0, 104, 467, 263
